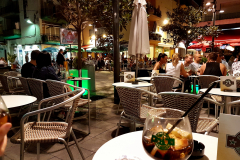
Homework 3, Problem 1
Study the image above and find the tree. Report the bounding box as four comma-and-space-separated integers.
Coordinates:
51, 0, 133, 69
162, 6, 220, 53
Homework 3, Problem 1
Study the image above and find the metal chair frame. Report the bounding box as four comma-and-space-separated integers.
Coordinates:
158, 92, 223, 135
15, 90, 86, 160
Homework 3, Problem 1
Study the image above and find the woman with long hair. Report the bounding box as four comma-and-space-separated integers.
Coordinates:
153, 53, 168, 73
166, 53, 189, 88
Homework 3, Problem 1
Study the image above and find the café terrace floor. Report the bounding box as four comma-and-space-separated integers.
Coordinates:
4, 71, 217, 160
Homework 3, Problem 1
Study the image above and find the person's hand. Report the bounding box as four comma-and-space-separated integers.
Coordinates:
0, 123, 12, 156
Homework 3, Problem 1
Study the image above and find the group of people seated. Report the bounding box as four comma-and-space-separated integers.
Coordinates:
153, 52, 227, 92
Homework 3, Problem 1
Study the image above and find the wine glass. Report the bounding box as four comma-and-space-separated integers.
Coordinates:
142, 108, 193, 160
0, 96, 11, 127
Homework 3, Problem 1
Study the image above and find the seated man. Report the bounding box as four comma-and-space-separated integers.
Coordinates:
182, 54, 195, 93
200, 52, 227, 76
21, 50, 40, 78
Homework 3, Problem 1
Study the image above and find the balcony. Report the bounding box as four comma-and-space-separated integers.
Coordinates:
0, 2, 19, 18
203, 12, 240, 22
42, 34, 60, 43
3, 29, 21, 40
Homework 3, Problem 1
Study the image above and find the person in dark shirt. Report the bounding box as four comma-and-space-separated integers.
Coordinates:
56, 49, 66, 67
33, 51, 60, 98
21, 50, 40, 78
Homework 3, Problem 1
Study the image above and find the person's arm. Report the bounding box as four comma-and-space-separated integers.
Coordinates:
180, 63, 189, 78
153, 62, 160, 70
0, 123, 12, 156
199, 64, 206, 75
220, 63, 227, 76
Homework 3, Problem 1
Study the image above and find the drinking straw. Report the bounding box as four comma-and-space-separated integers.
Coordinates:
167, 81, 217, 135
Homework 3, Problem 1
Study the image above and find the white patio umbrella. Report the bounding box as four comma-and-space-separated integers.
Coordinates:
128, 0, 150, 77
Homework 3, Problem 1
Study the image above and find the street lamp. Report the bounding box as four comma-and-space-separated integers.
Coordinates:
205, 0, 224, 51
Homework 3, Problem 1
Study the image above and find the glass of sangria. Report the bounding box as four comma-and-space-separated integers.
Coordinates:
142, 108, 193, 160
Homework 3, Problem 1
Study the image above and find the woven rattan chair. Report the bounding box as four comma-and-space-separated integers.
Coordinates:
19, 77, 32, 95
159, 92, 223, 134
46, 79, 91, 134
151, 76, 184, 106
0, 75, 25, 95
115, 86, 159, 136
4, 71, 19, 77
10, 89, 86, 160
226, 99, 240, 115
27, 78, 45, 102
198, 75, 220, 117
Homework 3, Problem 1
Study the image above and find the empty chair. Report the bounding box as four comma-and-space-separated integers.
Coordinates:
0, 75, 25, 95
46, 79, 91, 134
151, 76, 184, 106
4, 71, 19, 77
198, 75, 220, 117
27, 78, 45, 102
10, 89, 86, 160
19, 77, 32, 95
159, 92, 223, 134
115, 87, 158, 136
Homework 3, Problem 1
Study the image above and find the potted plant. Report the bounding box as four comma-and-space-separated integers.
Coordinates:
7, 52, 17, 69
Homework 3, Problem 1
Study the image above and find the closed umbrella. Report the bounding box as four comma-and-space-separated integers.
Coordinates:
128, 0, 150, 77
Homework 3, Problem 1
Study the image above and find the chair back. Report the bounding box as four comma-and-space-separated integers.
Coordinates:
19, 77, 31, 95
116, 87, 142, 118
159, 92, 205, 132
27, 78, 45, 101
4, 71, 18, 77
198, 75, 219, 89
0, 75, 10, 93
152, 76, 183, 93
46, 80, 65, 104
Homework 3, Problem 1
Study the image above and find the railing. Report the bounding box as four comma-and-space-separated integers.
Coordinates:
203, 12, 240, 21
0, 2, 19, 17
42, 34, 60, 42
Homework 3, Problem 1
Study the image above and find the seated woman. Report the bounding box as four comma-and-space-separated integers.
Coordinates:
166, 53, 189, 88
153, 53, 168, 73
33, 51, 60, 98
200, 52, 227, 76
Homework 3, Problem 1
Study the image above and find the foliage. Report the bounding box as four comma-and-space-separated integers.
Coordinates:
50, 0, 133, 69
161, 6, 220, 50
7, 52, 17, 63
200, 57, 207, 64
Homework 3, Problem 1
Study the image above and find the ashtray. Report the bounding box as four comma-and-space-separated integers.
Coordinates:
189, 140, 205, 159
132, 80, 139, 84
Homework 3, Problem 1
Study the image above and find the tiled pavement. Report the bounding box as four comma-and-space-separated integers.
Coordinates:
4, 71, 217, 160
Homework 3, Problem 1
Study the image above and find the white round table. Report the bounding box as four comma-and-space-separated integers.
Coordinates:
68, 77, 91, 86
112, 82, 153, 88
1, 95, 37, 109
93, 131, 218, 160
136, 77, 152, 81
200, 88, 240, 114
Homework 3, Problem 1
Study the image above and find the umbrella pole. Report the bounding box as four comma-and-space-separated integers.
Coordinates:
136, 55, 138, 78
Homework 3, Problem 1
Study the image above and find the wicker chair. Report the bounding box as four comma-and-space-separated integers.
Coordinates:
151, 76, 184, 106
159, 92, 223, 134
4, 71, 19, 77
27, 78, 45, 102
0, 75, 25, 95
46, 79, 91, 134
198, 75, 220, 117
19, 77, 32, 95
115, 86, 159, 136
10, 89, 86, 160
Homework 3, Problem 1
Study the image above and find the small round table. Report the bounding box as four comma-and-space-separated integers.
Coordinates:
93, 131, 217, 160
68, 77, 91, 86
199, 88, 240, 114
2, 95, 37, 109
136, 77, 152, 81
112, 82, 152, 88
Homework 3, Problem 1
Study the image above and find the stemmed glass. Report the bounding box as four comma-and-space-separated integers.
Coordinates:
142, 108, 193, 160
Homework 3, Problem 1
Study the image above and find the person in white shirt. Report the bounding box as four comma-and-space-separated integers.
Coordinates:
166, 53, 189, 88
182, 54, 195, 92
192, 53, 202, 75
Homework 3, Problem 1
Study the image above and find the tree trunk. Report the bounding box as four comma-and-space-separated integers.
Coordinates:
77, 29, 82, 69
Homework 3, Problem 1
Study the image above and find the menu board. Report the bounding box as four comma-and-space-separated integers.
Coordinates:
60, 28, 78, 44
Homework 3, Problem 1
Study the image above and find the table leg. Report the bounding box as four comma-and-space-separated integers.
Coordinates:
193, 78, 196, 94
224, 96, 232, 114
